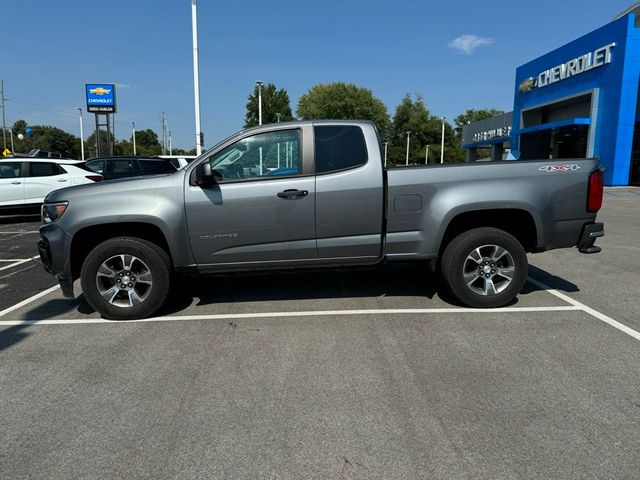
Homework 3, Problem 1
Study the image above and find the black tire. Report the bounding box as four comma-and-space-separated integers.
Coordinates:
441, 227, 527, 308
80, 237, 172, 320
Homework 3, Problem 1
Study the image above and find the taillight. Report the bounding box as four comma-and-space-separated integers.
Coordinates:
85, 175, 103, 182
587, 169, 604, 212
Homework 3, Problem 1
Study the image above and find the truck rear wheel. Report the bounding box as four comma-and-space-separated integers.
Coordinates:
80, 237, 172, 320
441, 227, 527, 308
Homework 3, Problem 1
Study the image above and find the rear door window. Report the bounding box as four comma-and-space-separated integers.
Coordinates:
139, 160, 176, 174
314, 126, 368, 174
28, 162, 65, 177
108, 159, 139, 174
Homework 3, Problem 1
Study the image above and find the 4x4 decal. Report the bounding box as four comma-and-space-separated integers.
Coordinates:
538, 164, 580, 172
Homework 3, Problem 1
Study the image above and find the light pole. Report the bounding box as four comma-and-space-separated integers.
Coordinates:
276, 112, 281, 123
405, 131, 411, 166
132, 121, 137, 156
384, 142, 388, 167
256, 80, 263, 125
191, 0, 203, 155
440, 117, 446, 164
77, 108, 85, 161
425, 144, 429, 164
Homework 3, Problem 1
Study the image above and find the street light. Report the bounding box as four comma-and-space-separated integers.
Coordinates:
405, 131, 411, 166
440, 117, 446, 164
191, 0, 203, 155
276, 112, 281, 123
77, 108, 84, 161
132, 121, 137, 156
256, 80, 263, 125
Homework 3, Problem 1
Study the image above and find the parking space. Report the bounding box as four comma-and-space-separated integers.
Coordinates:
1, 189, 639, 479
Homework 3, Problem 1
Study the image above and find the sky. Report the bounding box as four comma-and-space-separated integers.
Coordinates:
0, 0, 635, 149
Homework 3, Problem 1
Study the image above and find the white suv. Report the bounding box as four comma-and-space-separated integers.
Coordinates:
0, 159, 102, 213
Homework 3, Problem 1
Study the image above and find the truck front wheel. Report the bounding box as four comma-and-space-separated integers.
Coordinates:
80, 237, 172, 320
441, 227, 527, 308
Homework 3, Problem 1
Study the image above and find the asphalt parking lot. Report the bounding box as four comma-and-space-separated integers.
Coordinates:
1, 188, 639, 479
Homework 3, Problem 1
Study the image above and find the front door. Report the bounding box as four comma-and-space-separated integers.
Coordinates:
185, 127, 317, 269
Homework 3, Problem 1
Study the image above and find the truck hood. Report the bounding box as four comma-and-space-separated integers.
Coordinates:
44, 172, 184, 203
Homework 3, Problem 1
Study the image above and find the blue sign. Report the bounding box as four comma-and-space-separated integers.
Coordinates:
86, 83, 116, 113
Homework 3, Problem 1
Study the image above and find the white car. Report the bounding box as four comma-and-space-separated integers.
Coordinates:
0, 158, 102, 212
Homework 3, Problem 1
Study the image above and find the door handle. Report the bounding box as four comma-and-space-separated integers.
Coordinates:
277, 189, 308, 199
57, 179, 68, 182
11, 181, 21, 185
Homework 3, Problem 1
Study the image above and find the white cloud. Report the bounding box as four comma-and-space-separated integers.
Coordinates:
115, 82, 137, 90
448, 34, 494, 55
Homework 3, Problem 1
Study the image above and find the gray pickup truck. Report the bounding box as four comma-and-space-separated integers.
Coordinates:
38, 120, 604, 319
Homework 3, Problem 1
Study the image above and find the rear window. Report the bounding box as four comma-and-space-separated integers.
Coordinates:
29, 162, 65, 177
314, 126, 367, 174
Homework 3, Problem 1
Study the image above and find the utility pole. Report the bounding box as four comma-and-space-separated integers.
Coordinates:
405, 131, 411, 166
169, 131, 173, 155
9, 128, 14, 153
132, 121, 137, 156
191, 0, 203, 155
77, 108, 85, 161
440, 117, 446, 164
161, 112, 167, 155
1, 80, 6, 150
256, 80, 263, 125
425, 144, 429, 164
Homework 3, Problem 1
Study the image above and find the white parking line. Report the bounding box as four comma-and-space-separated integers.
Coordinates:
0, 306, 583, 325
0, 259, 34, 262
0, 256, 40, 272
0, 284, 60, 319
0, 231, 39, 234
527, 276, 640, 341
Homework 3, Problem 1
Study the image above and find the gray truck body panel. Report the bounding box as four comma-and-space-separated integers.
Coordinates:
39, 120, 601, 298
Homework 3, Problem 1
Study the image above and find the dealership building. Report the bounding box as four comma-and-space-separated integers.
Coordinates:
462, 3, 640, 186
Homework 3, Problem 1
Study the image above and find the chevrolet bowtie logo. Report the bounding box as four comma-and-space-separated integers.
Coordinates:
89, 87, 111, 95
518, 77, 537, 93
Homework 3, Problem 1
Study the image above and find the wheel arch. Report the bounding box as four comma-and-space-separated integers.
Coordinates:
438, 208, 540, 258
70, 222, 173, 279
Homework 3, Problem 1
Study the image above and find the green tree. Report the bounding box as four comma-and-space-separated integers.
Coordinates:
245, 83, 294, 127
453, 108, 505, 136
296, 82, 391, 139
85, 130, 123, 158
387, 94, 463, 165
10, 120, 81, 159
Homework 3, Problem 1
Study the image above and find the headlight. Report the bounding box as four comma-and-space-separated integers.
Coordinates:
42, 202, 69, 223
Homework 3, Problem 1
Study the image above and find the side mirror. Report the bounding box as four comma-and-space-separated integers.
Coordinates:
195, 162, 215, 187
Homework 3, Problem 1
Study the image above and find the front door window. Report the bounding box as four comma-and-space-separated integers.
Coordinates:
209, 129, 301, 182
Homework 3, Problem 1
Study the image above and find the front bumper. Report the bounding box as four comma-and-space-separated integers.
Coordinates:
577, 222, 604, 254
38, 224, 75, 298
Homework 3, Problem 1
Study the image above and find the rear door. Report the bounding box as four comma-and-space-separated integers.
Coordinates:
23, 161, 71, 204
314, 125, 384, 259
0, 161, 25, 206
185, 126, 317, 268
